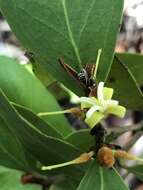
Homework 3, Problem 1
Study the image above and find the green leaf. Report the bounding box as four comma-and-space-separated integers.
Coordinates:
126, 164, 143, 181
0, 0, 123, 94
0, 116, 29, 171
77, 161, 129, 190
116, 53, 143, 86
0, 88, 85, 178
107, 55, 143, 110
0, 56, 71, 136
13, 103, 62, 139
33, 63, 70, 101
48, 82, 70, 102
50, 179, 78, 190
65, 129, 94, 152
32, 62, 56, 87
0, 166, 40, 190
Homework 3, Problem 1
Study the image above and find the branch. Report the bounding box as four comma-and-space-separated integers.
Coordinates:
124, 131, 143, 151
107, 121, 143, 136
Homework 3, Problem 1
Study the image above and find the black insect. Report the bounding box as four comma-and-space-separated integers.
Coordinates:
59, 58, 96, 93
77, 64, 96, 87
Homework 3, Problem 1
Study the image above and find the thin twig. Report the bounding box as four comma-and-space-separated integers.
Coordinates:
124, 131, 143, 151
107, 121, 143, 136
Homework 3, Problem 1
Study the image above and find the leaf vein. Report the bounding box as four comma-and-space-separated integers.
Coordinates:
61, 0, 82, 69
99, 2, 119, 81
100, 167, 104, 190
17, 6, 73, 46
78, 0, 97, 44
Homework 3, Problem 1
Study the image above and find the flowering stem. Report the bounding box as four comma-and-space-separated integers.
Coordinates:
93, 49, 102, 80
37, 109, 71, 117
42, 160, 76, 170
134, 157, 143, 162
41, 151, 94, 171
38, 107, 84, 118
114, 150, 143, 163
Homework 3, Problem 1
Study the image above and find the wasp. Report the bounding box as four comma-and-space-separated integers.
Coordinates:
59, 58, 97, 95
59, 49, 102, 95
77, 64, 96, 87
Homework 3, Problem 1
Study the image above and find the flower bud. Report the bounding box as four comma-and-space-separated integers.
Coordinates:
97, 146, 115, 168
70, 107, 85, 119
114, 150, 138, 160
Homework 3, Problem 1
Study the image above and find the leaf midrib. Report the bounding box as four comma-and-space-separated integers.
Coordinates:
61, 0, 82, 69
99, 167, 104, 190
78, 0, 97, 44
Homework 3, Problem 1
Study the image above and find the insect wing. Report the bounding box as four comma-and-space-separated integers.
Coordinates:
59, 58, 79, 80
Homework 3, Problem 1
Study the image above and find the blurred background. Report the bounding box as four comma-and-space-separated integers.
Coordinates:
0, 0, 143, 189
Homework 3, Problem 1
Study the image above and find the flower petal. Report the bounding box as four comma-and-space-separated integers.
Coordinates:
80, 97, 98, 109
103, 87, 114, 100
106, 105, 126, 118
85, 112, 104, 128
105, 100, 119, 106
97, 82, 104, 103
86, 105, 101, 118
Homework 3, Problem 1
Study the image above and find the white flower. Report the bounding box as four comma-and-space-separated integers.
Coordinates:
80, 82, 126, 128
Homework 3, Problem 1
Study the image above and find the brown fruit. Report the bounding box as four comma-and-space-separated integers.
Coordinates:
97, 146, 115, 168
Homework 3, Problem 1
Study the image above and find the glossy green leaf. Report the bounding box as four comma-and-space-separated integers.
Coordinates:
50, 179, 78, 190
33, 63, 70, 101
32, 62, 56, 87
48, 82, 70, 102
77, 161, 129, 190
0, 56, 71, 136
0, 116, 29, 171
0, 88, 85, 178
116, 53, 143, 86
107, 55, 143, 110
126, 164, 143, 181
13, 103, 62, 139
65, 129, 94, 152
0, 0, 123, 95
0, 166, 40, 190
